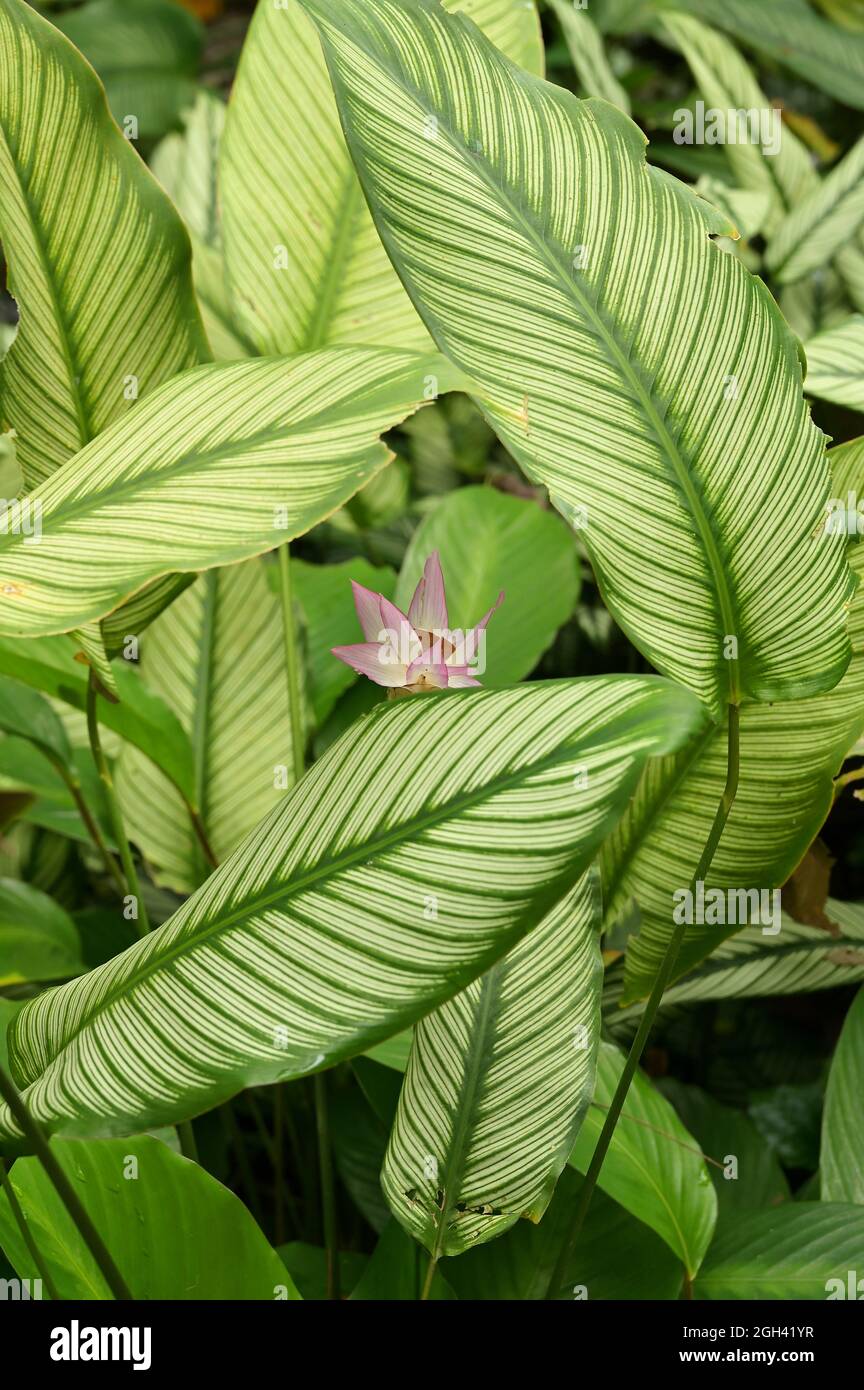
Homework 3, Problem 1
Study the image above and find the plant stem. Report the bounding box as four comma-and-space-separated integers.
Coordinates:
0, 1065, 134, 1301
314, 1071, 340, 1301
834, 762, 864, 798
276, 543, 306, 786
188, 805, 219, 870
544, 702, 741, 1300
46, 753, 126, 896
420, 1251, 438, 1302
85, 672, 150, 938
0, 1155, 63, 1302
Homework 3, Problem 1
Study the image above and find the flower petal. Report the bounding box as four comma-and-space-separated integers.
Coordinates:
351, 581, 390, 642
331, 643, 408, 688
408, 551, 449, 634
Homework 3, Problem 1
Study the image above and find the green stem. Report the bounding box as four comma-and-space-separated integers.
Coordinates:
420, 1251, 438, 1302
276, 544, 306, 785
544, 702, 741, 1300
314, 1072, 340, 1301
46, 753, 125, 896
0, 1156, 63, 1302
834, 762, 864, 798
85, 672, 150, 938
0, 1066, 134, 1301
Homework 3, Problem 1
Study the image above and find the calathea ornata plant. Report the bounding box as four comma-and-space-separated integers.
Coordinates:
0, 0, 861, 1304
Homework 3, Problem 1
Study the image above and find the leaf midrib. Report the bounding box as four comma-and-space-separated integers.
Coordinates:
25, 696, 651, 1067
329, 6, 741, 702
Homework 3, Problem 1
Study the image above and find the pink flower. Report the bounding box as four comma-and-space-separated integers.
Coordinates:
332, 552, 503, 694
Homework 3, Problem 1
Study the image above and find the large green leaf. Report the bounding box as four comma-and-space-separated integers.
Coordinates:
661, 0, 864, 111
766, 135, 864, 286
804, 315, 864, 412
568, 1041, 717, 1278
694, 1204, 864, 1299
115, 557, 298, 894
382, 869, 602, 1256
53, 0, 204, 142
298, 0, 853, 721
395, 487, 580, 687
603, 437, 864, 1001
821, 986, 864, 1204
0, 0, 207, 489
0, 676, 704, 1146
0, 879, 84, 986
445, 1167, 684, 1300
220, 0, 542, 358
0, 349, 458, 639
0, 1136, 299, 1299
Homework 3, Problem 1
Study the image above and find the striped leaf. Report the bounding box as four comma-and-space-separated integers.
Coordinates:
568, 1041, 717, 1278
220, 0, 541, 359
661, 0, 864, 111
766, 135, 864, 286
804, 314, 864, 412
116, 557, 297, 895
151, 90, 255, 362
602, 437, 864, 1001
299, 0, 853, 720
0, 0, 207, 489
381, 869, 602, 1257
694, 1204, 864, 1299
660, 11, 818, 237
0, 348, 459, 640
821, 985, 864, 1204
605, 901, 864, 1033
0, 676, 705, 1146
549, 0, 631, 113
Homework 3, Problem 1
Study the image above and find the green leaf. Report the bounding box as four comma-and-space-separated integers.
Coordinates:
394, 487, 580, 687
659, 1080, 790, 1218
604, 439, 864, 1001
0, 1135, 300, 1299
0, 1000, 23, 1071
349, 1219, 454, 1300
445, 1167, 684, 1300
661, 0, 864, 111
694, 1204, 864, 1299
0, 0, 206, 489
0, 879, 85, 986
53, 0, 204, 142
0, 678, 71, 768
278, 1242, 367, 1301
821, 986, 864, 1204
606, 902, 864, 1029
299, 0, 853, 721
151, 90, 254, 362
805, 315, 864, 412
568, 1041, 717, 1277
549, 0, 631, 112
660, 11, 818, 236
382, 869, 602, 1256
0, 349, 459, 640
766, 136, 864, 286
220, 0, 542, 357
0, 676, 705, 1145
116, 558, 299, 894
0, 636, 197, 808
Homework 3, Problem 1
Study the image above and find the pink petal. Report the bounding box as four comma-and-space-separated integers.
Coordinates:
408, 551, 449, 634
446, 671, 482, 688
405, 656, 451, 689
331, 643, 408, 688
351, 581, 388, 642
